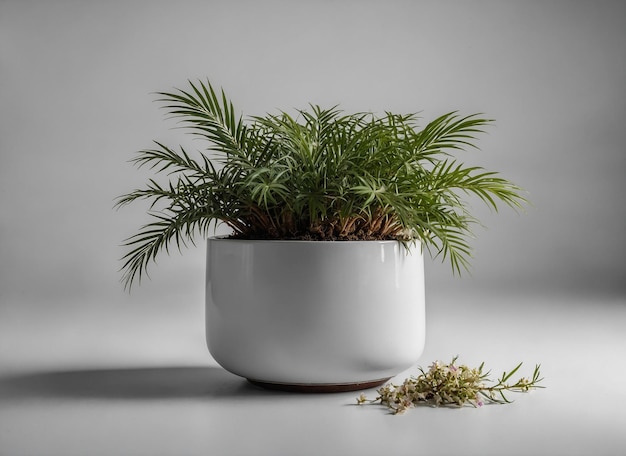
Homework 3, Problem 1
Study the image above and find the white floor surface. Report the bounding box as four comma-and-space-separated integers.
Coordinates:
1, 290, 625, 456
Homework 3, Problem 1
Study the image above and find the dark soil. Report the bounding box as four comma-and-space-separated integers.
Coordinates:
228, 232, 399, 242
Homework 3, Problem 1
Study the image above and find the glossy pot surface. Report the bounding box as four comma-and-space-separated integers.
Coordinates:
205, 238, 425, 389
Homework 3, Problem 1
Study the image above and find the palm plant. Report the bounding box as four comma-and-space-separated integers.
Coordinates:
116, 79, 526, 290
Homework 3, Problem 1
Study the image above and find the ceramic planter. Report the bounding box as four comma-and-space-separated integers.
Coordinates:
205, 238, 425, 392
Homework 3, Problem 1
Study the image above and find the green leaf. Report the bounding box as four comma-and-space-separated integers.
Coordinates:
116, 79, 527, 289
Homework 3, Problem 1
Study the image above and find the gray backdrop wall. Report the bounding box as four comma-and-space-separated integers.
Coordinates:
1, 0, 624, 309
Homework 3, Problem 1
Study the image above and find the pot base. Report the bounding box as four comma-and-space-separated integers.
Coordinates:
247, 377, 390, 393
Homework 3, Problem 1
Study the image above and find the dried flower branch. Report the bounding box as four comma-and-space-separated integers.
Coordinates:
357, 357, 543, 414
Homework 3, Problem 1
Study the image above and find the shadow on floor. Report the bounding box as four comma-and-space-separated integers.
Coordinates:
0, 366, 288, 401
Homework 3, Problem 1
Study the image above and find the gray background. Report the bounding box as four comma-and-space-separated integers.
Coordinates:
1, 0, 624, 303
1, 2, 625, 455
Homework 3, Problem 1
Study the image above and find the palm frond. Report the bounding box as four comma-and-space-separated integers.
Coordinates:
116, 78, 527, 289
411, 112, 493, 159
157, 79, 247, 158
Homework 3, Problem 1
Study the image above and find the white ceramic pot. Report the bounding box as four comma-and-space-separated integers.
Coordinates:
205, 238, 425, 392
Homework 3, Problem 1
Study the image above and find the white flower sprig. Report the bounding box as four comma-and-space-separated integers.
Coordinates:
357, 357, 543, 414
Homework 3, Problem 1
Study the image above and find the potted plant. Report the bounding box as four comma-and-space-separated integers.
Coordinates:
116, 79, 525, 392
